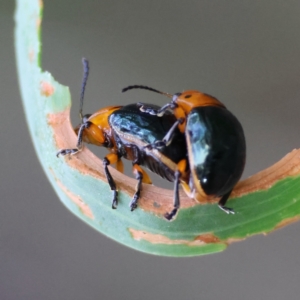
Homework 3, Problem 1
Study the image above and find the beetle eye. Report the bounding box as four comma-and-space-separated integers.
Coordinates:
184, 95, 192, 99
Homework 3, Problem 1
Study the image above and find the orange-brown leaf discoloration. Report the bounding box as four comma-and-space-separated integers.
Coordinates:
275, 215, 300, 230
194, 234, 221, 244
57, 180, 94, 219
232, 149, 300, 197
49, 167, 94, 219
36, 17, 41, 30
40, 81, 54, 97
28, 48, 35, 62
129, 228, 223, 246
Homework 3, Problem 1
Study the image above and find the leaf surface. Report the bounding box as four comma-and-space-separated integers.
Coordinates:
15, 0, 300, 256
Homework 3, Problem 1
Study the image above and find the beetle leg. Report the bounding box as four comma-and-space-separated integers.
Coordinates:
164, 159, 187, 221
173, 106, 186, 133
116, 159, 124, 173
130, 158, 152, 211
164, 170, 181, 221
132, 144, 152, 184
130, 165, 143, 211
218, 190, 235, 214
56, 122, 91, 157
103, 153, 120, 209
144, 118, 185, 150
161, 118, 184, 146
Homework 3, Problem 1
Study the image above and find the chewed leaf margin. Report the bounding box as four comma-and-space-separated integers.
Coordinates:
15, 0, 300, 257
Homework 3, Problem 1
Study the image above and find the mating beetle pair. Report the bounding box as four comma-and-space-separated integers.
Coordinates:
57, 59, 246, 220
123, 86, 246, 219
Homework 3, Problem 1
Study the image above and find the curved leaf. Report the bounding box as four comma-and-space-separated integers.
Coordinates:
15, 0, 300, 256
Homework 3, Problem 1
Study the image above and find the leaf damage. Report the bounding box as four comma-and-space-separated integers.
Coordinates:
128, 228, 225, 246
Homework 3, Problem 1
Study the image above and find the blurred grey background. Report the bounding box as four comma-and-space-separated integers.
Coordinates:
2, 0, 300, 299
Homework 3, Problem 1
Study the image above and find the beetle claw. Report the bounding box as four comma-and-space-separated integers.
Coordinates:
112, 191, 118, 209
56, 148, 79, 157
164, 208, 178, 221
218, 205, 235, 214
129, 199, 138, 211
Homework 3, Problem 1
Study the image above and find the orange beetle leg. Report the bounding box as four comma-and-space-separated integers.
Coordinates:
132, 165, 152, 184
105, 153, 119, 164
173, 107, 186, 133
116, 159, 124, 173
181, 181, 193, 197
177, 158, 187, 174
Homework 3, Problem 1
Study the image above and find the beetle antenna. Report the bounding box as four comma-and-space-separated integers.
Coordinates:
122, 85, 173, 99
79, 58, 90, 121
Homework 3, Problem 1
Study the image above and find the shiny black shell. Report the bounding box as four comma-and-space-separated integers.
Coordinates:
186, 106, 246, 196
109, 103, 187, 181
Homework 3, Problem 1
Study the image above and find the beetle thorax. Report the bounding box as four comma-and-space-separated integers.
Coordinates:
175, 90, 225, 114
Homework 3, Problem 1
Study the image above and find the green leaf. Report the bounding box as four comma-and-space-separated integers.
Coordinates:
15, 0, 300, 257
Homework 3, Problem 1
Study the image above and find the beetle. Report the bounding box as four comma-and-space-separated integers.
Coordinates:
122, 85, 246, 215
57, 59, 188, 219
